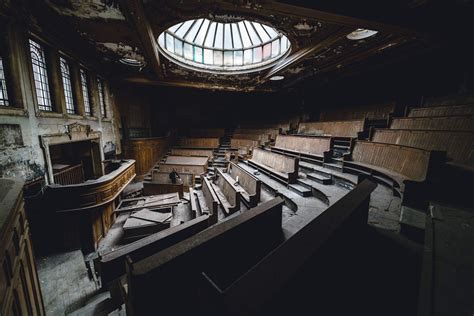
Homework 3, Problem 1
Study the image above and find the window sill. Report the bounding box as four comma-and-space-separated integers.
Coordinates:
101, 117, 112, 122
37, 111, 64, 119
0, 107, 28, 117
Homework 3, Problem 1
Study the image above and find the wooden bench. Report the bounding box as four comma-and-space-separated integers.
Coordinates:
232, 133, 269, 143
272, 135, 332, 164
298, 119, 365, 137
226, 162, 261, 207
249, 148, 299, 184
371, 129, 474, 168
234, 128, 280, 140
171, 148, 214, 159
158, 155, 208, 176
230, 138, 260, 156
344, 140, 446, 207
391, 115, 474, 131
179, 137, 220, 148
409, 104, 474, 117
211, 168, 241, 215
125, 197, 284, 315
198, 175, 219, 224
189, 128, 225, 138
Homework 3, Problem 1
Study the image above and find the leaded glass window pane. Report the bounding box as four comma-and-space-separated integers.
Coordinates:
60, 57, 75, 114
97, 78, 106, 118
0, 57, 9, 106
80, 69, 92, 116
29, 39, 52, 111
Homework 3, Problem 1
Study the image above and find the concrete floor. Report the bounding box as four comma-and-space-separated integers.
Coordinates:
36, 250, 98, 316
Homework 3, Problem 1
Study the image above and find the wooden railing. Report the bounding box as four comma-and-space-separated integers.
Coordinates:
53, 162, 84, 185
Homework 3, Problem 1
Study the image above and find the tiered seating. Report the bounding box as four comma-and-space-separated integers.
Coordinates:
271, 135, 332, 164
390, 115, 474, 131
372, 129, 474, 168
197, 176, 220, 223
179, 137, 220, 148
211, 168, 241, 215
143, 170, 194, 196
230, 138, 259, 156
408, 104, 474, 117
158, 155, 208, 176
249, 148, 299, 184
298, 119, 365, 137
225, 162, 261, 207
234, 127, 280, 140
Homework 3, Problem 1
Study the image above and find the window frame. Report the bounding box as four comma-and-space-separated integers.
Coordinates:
80, 68, 93, 117
97, 77, 106, 118
59, 55, 76, 115
28, 38, 54, 112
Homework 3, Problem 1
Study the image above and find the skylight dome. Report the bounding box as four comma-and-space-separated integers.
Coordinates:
157, 18, 291, 74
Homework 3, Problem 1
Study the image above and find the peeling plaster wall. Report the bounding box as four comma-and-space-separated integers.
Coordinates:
0, 24, 121, 182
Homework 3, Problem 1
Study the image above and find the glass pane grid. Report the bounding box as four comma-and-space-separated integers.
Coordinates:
29, 39, 52, 111
159, 18, 290, 71
80, 69, 92, 116
97, 78, 106, 118
0, 57, 9, 106
60, 57, 75, 114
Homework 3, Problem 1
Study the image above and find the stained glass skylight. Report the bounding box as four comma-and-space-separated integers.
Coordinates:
158, 19, 291, 73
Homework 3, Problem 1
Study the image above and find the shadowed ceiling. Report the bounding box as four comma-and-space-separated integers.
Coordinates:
23, 0, 470, 92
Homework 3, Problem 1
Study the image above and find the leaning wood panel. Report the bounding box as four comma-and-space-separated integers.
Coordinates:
352, 141, 431, 181
252, 148, 298, 175
228, 162, 261, 205
408, 104, 474, 117
298, 119, 364, 137
179, 137, 220, 148
215, 168, 241, 213
372, 129, 474, 167
0, 179, 45, 315
122, 137, 170, 175
391, 116, 474, 131
274, 135, 331, 156
320, 102, 395, 121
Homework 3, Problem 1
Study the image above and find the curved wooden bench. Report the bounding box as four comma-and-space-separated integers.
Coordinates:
230, 138, 260, 156
344, 141, 446, 207
249, 148, 299, 184
227, 162, 261, 207
391, 115, 474, 131
372, 129, 474, 168
158, 155, 208, 176
272, 135, 332, 164
298, 119, 365, 137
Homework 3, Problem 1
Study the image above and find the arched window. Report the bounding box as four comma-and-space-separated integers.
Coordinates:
29, 39, 52, 111
60, 56, 76, 114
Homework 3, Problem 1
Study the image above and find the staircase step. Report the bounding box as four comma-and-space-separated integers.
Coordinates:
288, 183, 312, 197
323, 162, 343, 171
307, 172, 332, 184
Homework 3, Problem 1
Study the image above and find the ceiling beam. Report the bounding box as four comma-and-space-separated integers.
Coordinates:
120, 0, 162, 78
261, 29, 347, 82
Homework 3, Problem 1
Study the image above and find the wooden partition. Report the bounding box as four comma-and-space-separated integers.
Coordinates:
214, 168, 241, 214
98, 214, 212, 284
0, 179, 45, 315
227, 162, 261, 207
250, 148, 299, 183
179, 137, 220, 148
125, 197, 284, 315
53, 162, 85, 185
372, 129, 474, 168
409, 104, 474, 117
43, 160, 136, 252
230, 138, 259, 150
274, 135, 331, 158
234, 128, 280, 139
391, 116, 474, 131
122, 137, 170, 175
232, 133, 268, 142
320, 102, 395, 121
298, 119, 365, 137
171, 148, 214, 158
201, 176, 219, 224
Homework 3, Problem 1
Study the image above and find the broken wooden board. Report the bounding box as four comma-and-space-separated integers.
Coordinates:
116, 193, 180, 213
123, 208, 172, 240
